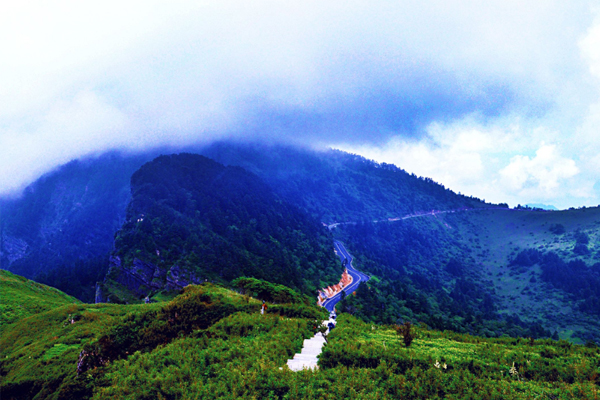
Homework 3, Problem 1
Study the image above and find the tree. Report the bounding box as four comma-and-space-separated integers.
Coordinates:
549, 224, 565, 235
396, 321, 414, 347
338, 289, 348, 313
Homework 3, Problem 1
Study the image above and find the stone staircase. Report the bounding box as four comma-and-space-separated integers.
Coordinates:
286, 331, 327, 371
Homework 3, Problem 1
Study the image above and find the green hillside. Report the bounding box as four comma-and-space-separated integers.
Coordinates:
451, 208, 600, 342
334, 207, 600, 343
2, 271, 598, 400
0, 269, 81, 330
0, 270, 324, 400
92, 314, 600, 399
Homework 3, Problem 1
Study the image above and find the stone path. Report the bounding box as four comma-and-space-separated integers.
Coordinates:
286, 331, 327, 371
286, 317, 336, 371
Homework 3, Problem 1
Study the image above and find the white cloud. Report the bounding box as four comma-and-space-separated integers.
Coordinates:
0, 0, 599, 208
580, 14, 600, 80
338, 117, 511, 199
499, 144, 579, 194
0, 91, 129, 194
338, 116, 595, 209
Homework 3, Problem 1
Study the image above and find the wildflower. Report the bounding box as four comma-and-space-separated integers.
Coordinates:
443, 363, 447, 370
509, 362, 518, 376
434, 360, 441, 369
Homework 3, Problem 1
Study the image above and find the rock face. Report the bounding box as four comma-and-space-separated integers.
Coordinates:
166, 264, 202, 290
0, 235, 29, 266
99, 256, 201, 303
94, 282, 107, 304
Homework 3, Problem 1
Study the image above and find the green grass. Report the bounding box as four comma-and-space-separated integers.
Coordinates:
0, 269, 81, 331
41, 344, 81, 362
148, 289, 179, 302
443, 208, 600, 341
0, 298, 156, 399
90, 313, 600, 399
3, 270, 599, 399
0, 273, 323, 399
318, 314, 600, 399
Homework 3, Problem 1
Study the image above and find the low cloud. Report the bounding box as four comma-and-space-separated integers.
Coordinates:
499, 144, 579, 196
339, 117, 595, 209
0, 1, 599, 206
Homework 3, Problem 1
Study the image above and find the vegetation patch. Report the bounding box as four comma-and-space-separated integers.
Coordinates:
41, 344, 80, 362
0, 269, 80, 330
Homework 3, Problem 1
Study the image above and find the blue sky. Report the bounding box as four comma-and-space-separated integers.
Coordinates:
1, 1, 599, 209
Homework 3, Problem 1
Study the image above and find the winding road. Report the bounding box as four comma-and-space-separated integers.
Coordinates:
321, 240, 370, 312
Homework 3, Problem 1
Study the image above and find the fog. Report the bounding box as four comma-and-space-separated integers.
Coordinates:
1, 1, 599, 208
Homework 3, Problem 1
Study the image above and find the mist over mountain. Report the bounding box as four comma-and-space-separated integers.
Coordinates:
0, 152, 159, 301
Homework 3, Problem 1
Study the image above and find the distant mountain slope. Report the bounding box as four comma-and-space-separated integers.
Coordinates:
0, 152, 163, 301
0, 153, 158, 298
334, 207, 600, 343
0, 269, 80, 329
200, 142, 489, 223
100, 153, 340, 303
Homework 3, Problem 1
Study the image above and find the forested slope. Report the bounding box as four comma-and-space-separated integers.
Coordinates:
100, 153, 340, 303
201, 142, 488, 223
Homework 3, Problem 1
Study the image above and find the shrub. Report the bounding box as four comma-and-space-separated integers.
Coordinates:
396, 322, 414, 347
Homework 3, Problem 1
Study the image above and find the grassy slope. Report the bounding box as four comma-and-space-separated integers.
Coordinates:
2, 271, 598, 399
0, 272, 321, 400
0, 269, 81, 330
445, 207, 600, 341
332, 207, 600, 342
317, 314, 600, 400
85, 314, 600, 399
0, 297, 161, 399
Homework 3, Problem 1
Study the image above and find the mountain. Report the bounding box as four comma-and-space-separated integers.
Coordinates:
2, 273, 598, 400
0, 152, 157, 301
2, 142, 598, 341
98, 153, 340, 303
1, 142, 486, 301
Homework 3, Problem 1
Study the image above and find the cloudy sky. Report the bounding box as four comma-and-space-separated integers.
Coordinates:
1, 1, 599, 209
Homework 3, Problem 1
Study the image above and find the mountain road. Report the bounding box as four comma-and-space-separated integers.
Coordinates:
321, 240, 370, 312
